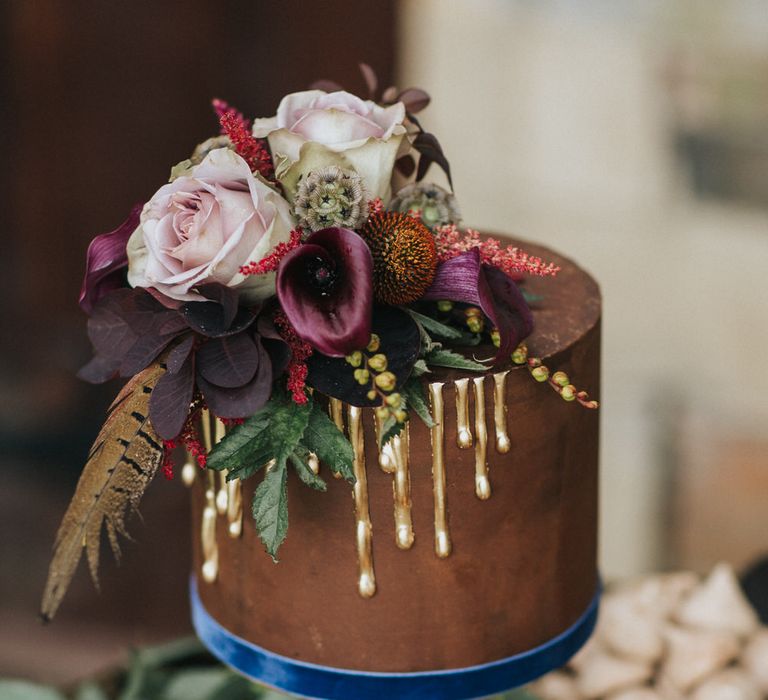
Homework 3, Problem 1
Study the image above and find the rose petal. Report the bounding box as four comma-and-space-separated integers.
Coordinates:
79, 203, 142, 314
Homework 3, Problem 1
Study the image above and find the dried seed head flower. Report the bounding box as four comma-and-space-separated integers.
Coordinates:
294, 166, 369, 232
359, 211, 438, 305
388, 182, 462, 228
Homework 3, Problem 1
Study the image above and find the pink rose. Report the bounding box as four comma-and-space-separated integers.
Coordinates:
252, 90, 407, 202
126, 148, 294, 303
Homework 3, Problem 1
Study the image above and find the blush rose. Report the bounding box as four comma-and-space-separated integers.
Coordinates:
126, 148, 294, 303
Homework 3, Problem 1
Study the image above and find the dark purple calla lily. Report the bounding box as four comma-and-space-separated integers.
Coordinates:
423, 249, 534, 364
79, 203, 143, 314
276, 227, 374, 357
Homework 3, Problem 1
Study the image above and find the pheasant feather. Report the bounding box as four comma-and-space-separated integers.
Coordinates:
41, 361, 166, 621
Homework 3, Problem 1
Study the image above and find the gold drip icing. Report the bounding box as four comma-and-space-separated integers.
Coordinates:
329, 398, 345, 479
181, 460, 196, 487
348, 406, 376, 598
214, 420, 228, 514
454, 378, 473, 449
472, 377, 491, 500
390, 425, 414, 549
200, 409, 218, 582
226, 479, 243, 538
493, 371, 511, 454
375, 413, 396, 473
308, 452, 320, 475
429, 382, 451, 558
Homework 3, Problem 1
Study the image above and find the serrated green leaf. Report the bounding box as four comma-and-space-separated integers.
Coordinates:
379, 415, 406, 447
426, 348, 488, 372
411, 358, 430, 376
289, 450, 327, 491
406, 309, 464, 339
301, 401, 355, 482
403, 379, 434, 428
252, 460, 288, 561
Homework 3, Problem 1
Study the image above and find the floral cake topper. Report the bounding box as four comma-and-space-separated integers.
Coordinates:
42, 66, 595, 621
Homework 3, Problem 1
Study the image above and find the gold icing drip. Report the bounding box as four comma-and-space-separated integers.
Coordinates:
308, 452, 320, 475
454, 378, 473, 449
200, 409, 218, 583
472, 377, 491, 500
181, 460, 196, 487
329, 398, 345, 479
429, 382, 451, 558
390, 424, 414, 549
226, 479, 243, 538
375, 413, 396, 473
348, 406, 376, 597
214, 420, 228, 514
493, 371, 511, 454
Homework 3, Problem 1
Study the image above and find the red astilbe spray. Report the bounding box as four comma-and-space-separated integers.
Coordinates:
213, 98, 275, 181
239, 228, 303, 277
433, 225, 561, 278
161, 407, 209, 479
274, 311, 313, 405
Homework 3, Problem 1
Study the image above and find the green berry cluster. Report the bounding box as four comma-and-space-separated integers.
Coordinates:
345, 334, 407, 424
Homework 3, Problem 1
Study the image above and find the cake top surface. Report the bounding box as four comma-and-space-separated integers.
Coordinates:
42, 67, 600, 621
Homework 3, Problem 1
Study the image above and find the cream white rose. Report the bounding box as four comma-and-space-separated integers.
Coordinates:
127, 148, 294, 303
252, 90, 407, 202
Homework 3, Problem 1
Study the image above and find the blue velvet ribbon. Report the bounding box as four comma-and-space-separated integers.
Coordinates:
191, 577, 600, 700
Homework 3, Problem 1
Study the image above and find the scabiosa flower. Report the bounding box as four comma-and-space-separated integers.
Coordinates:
388, 182, 461, 228
293, 166, 369, 232
359, 211, 437, 305
276, 227, 373, 357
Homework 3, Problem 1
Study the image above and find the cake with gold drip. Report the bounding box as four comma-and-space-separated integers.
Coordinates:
43, 68, 600, 699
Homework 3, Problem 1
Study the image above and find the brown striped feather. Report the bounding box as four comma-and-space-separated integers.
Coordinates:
41, 361, 166, 621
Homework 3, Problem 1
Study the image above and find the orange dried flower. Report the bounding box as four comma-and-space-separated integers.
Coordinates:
360, 211, 438, 305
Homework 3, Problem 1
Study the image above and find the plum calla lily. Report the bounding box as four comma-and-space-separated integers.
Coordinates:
423, 249, 534, 364
276, 227, 373, 357
79, 203, 142, 314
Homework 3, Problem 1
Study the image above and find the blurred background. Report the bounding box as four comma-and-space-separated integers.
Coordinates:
1, 0, 767, 688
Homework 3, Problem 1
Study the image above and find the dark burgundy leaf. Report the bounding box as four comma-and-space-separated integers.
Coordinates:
146, 287, 183, 310
310, 79, 344, 92
396, 154, 416, 178
262, 338, 291, 379
398, 87, 431, 114
77, 355, 121, 384
87, 290, 139, 360
158, 314, 189, 336
197, 342, 272, 418
196, 333, 260, 388
79, 203, 142, 314
306, 307, 420, 406
359, 62, 378, 97
149, 355, 195, 440
119, 332, 180, 378
166, 334, 195, 374
414, 132, 453, 188
181, 300, 256, 337
195, 284, 240, 329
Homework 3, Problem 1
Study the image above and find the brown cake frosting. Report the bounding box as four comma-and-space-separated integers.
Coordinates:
190, 236, 600, 673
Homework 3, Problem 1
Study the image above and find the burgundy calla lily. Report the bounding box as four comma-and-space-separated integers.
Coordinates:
79, 203, 143, 314
423, 249, 534, 363
276, 227, 373, 357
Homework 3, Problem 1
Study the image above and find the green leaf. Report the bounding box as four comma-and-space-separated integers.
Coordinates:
379, 414, 406, 447
426, 347, 488, 372
289, 450, 327, 491
402, 379, 434, 428
405, 309, 463, 339
411, 359, 430, 377
208, 391, 311, 482
301, 401, 355, 482
0, 681, 66, 700
252, 459, 289, 561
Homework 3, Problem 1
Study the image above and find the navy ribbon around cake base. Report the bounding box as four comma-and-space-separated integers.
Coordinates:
190, 577, 600, 700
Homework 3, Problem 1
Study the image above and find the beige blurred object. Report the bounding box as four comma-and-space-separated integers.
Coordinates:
574, 652, 652, 699
606, 688, 663, 700
674, 562, 759, 637
659, 625, 740, 692
618, 572, 699, 619
742, 629, 768, 693
528, 670, 580, 700
689, 668, 762, 700
598, 594, 664, 663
